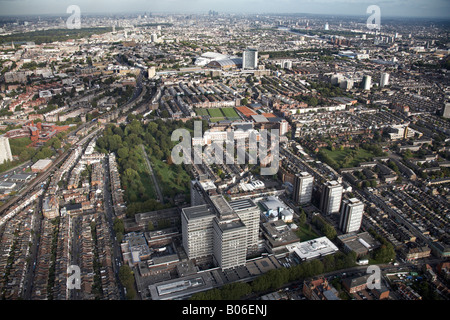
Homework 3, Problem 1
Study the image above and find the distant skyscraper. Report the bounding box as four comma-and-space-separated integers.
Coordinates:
283, 60, 292, 70
151, 33, 158, 42
340, 79, 353, 90
293, 172, 314, 205
279, 119, 289, 136
324, 22, 329, 30
339, 198, 364, 234
0, 136, 13, 165
243, 48, 258, 70
362, 75, 372, 91
147, 66, 156, 79
320, 181, 343, 215
380, 73, 390, 87
443, 103, 450, 119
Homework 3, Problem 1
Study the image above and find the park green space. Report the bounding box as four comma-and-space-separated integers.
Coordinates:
150, 155, 191, 198
319, 147, 378, 169
207, 108, 224, 118
220, 107, 240, 119
195, 107, 241, 121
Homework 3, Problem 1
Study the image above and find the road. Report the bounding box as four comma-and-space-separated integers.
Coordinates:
0, 160, 32, 178
244, 259, 429, 300
102, 157, 126, 299
21, 200, 43, 299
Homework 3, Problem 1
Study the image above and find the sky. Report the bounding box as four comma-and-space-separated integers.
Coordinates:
0, 0, 449, 18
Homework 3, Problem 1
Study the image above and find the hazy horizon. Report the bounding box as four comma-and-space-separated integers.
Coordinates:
0, 0, 449, 19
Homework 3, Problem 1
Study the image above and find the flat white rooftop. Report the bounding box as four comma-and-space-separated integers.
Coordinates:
285, 236, 339, 261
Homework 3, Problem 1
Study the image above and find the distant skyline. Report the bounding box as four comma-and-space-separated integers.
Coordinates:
0, 0, 449, 19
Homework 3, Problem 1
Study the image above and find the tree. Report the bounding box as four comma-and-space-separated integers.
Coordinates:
309, 259, 324, 275
373, 243, 396, 263
323, 254, 335, 272
19, 149, 31, 162
52, 138, 61, 150
308, 96, 318, 107
118, 265, 134, 286
312, 214, 337, 239
118, 265, 137, 300
117, 147, 129, 160
113, 218, 124, 234
108, 134, 123, 152
403, 149, 413, 160
251, 274, 271, 292
299, 211, 307, 226
221, 282, 252, 300
160, 110, 170, 118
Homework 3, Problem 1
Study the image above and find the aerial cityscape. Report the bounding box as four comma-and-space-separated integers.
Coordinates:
0, 0, 449, 308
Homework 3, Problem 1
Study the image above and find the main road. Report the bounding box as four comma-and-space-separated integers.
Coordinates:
102, 157, 126, 300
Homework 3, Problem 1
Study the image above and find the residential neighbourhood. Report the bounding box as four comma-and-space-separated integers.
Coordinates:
0, 2, 449, 307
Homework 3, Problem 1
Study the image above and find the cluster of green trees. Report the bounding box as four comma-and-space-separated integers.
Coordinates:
113, 218, 125, 243
0, 108, 13, 117
90, 221, 104, 299
147, 218, 173, 231
443, 55, 450, 70
359, 143, 385, 157
143, 121, 193, 201
0, 59, 16, 75
33, 104, 59, 115
190, 282, 252, 300
419, 166, 450, 180
368, 229, 396, 264
118, 265, 137, 300
0, 27, 113, 45
96, 86, 134, 107
311, 214, 337, 240
190, 251, 357, 300
308, 81, 352, 98
259, 48, 337, 59
293, 94, 321, 107
410, 279, 442, 300
353, 170, 379, 188
46, 217, 60, 300
387, 160, 401, 175
96, 121, 167, 217
290, 28, 363, 38
21, 61, 47, 70
96, 119, 196, 216
317, 144, 385, 171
